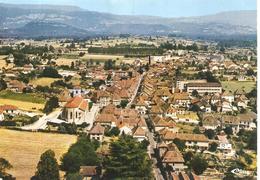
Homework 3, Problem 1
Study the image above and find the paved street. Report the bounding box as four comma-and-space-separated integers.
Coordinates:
127, 73, 145, 108
147, 130, 164, 180
22, 108, 62, 130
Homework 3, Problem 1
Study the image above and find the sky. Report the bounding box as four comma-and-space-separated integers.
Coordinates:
0, 0, 256, 17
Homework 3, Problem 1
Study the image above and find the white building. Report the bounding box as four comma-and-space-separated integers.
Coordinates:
186, 82, 222, 95
61, 96, 89, 124
217, 134, 235, 157
176, 79, 207, 92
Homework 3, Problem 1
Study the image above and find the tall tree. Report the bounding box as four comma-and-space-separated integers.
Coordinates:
0, 79, 7, 91
190, 155, 208, 175
173, 138, 186, 151
43, 96, 59, 114
60, 138, 99, 174
104, 135, 152, 179
41, 67, 61, 78
35, 150, 59, 180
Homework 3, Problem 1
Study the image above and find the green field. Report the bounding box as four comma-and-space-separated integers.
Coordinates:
60, 54, 79, 59
0, 90, 46, 104
221, 81, 256, 93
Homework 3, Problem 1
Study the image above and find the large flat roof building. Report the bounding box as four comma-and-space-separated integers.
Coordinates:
187, 82, 222, 95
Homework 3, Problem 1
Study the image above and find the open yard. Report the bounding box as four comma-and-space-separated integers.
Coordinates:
30, 77, 61, 87
55, 58, 77, 66
0, 129, 77, 180
81, 54, 124, 65
221, 81, 256, 93
81, 54, 124, 61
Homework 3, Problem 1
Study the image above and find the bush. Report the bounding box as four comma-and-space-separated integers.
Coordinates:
204, 129, 215, 139
119, 100, 129, 109
43, 96, 59, 114
190, 155, 208, 175
224, 126, 233, 136
0, 121, 16, 126
172, 138, 186, 151
105, 127, 120, 137
41, 67, 61, 78
209, 142, 218, 152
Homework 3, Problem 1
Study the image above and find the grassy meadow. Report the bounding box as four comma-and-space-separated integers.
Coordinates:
221, 81, 256, 93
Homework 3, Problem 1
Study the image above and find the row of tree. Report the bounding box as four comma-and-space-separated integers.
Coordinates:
88, 46, 164, 55
160, 42, 200, 51
32, 135, 152, 179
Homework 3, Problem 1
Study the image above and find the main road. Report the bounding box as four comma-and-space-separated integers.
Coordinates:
22, 108, 62, 130
127, 72, 145, 108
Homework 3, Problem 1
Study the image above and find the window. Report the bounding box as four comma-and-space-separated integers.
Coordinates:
70, 112, 73, 119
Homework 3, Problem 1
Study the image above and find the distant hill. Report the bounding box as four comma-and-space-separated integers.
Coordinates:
0, 3, 256, 38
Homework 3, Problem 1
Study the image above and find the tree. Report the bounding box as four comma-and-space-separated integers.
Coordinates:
13, 52, 30, 66
35, 150, 59, 180
43, 96, 59, 114
190, 104, 201, 112
0, 158, 12, 174
140, 139, 150, 149
61, 138, 99, 174
247, 129, 257, 151
220, 46, 225, 53
191, 43, 199, 51
190, 155, 208, 175
183, 151, 193, 166
71, 62, 75, 69
209, 142, 218, 152
224, 126, 233, 136
247, 88, 257, 98
191, 90, 199, 97
175, 67, 182, 77
66, 173, 83, 180
246, 69, 255, 76
172, 138, 186, 151
104, 135, 152, 179
193, 127, 201, 134
196, 71, 219, 83
104, 59, 116, 70
41, 67, 61, 78
204, 129, 215, 139
0, 79, 7, 91
119, 100, 129, 108
105, 127, 120, 137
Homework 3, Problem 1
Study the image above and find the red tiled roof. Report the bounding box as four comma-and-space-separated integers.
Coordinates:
164, 132, 209, 142
89, 123, 105, 135
79, 166, 98, 176
0, 105, 18, 111
95, 113, 117, 123
132, 126, 146, 136
162, 150, 184, 163
64, 96, 88, 111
